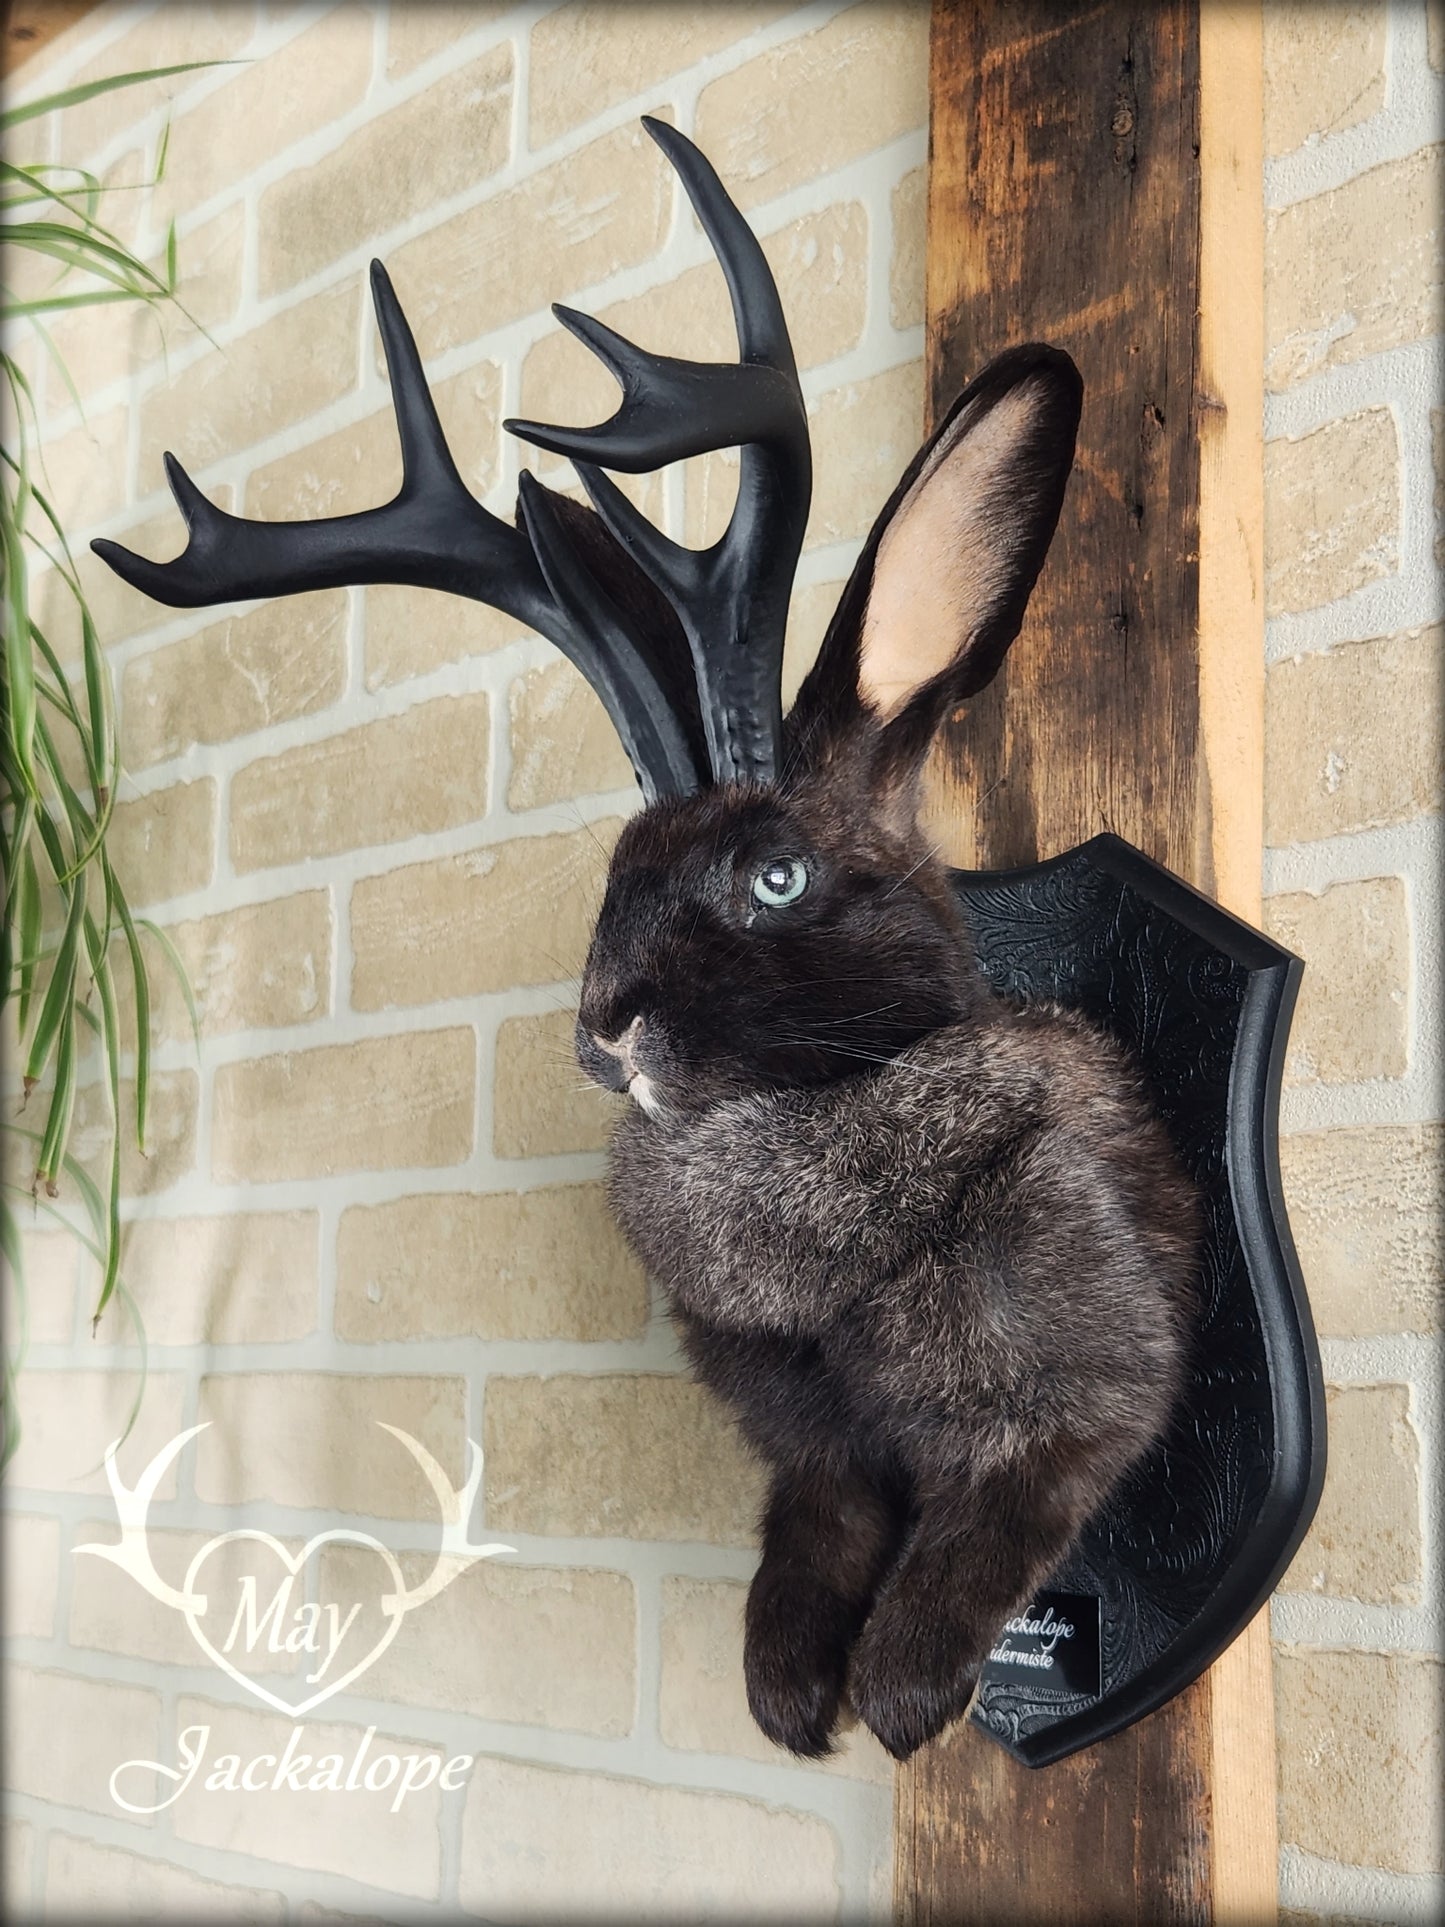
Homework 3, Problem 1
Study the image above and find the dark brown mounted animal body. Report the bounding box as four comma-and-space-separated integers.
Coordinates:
96, 119, 1200, 1763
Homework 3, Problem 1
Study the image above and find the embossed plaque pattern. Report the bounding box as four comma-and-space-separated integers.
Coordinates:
951, 836, 1325, 1766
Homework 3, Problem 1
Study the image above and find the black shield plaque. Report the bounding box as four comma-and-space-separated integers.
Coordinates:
950, 834, 1326, 1768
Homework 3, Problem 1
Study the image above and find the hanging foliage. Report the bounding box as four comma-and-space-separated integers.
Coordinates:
1, 64, 217, 1462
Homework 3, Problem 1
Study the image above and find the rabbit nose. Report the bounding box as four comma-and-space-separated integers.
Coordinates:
595, 1015, 645, 1075
579, 1014, 646, 1093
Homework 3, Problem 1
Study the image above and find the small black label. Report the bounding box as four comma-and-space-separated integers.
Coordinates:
979, 1589, 1101, 1698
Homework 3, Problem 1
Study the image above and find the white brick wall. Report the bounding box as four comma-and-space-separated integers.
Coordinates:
1262, 4, 1443, 1922
2, 4, 924, 1916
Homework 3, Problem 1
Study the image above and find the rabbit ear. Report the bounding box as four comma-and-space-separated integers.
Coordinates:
786, 344, 1082, 789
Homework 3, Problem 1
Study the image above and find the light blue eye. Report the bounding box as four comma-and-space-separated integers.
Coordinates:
752, 857, 809, 908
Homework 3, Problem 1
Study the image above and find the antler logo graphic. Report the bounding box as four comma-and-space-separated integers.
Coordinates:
75, 1424, 511, 1719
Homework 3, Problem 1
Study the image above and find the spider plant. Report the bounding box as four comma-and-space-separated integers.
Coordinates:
2, 65, 218, 1463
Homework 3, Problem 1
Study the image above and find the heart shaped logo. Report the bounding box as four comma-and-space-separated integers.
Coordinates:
75, 1424, 512, 1726
183, 1529, 408, 1719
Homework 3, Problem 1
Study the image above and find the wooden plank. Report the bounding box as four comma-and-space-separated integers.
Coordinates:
920, 0, 1203, 882
902, 3, 1274, 1921
897, 1677, 1212, 1925
1198, 10, 1275, 1925
2, 0, 98, 76
1198, 0, 1266, 928
1208, 1608, 1276, 1925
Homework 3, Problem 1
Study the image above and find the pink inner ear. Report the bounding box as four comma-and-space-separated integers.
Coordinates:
857, 384, 1045, 722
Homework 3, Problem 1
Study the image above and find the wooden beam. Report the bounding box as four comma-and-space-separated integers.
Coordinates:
904, 4, 1272, 1921
1198, 10, 1273, 1925
920, 0, 1203, 881
1, 1, 97, 76
1198, 1, 1266, 929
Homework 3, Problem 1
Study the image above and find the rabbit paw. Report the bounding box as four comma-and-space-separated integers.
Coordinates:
847, 1602, 980, 1762
744, 1570, 857, 1759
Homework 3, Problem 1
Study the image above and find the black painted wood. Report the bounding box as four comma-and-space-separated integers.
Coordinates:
950, 834, 1324, 1766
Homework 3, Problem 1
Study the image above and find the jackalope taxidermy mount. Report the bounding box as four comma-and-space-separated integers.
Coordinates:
99, 119, 1212, 1764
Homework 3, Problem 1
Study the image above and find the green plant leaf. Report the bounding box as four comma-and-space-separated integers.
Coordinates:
34, 1002, 78, 1191
1, 1181, 103, 1264
4, 220, 175, 297
1, 154, 188, 318
25, 796, 78, 922
16, 843, 41, 1032
3, 286, 159, 320
0, 1364, 20, 1469
23, 867, 83, 1084
0, 1197, 25, 1470
4, 788, 34, 911
4, 1125, 107, 1249
97, 1274, 148, 1412
1, 159, 105, 226
71, 996, 102, 1039
1, 156, 102, 202
0, 811, 11, 1004
137, 916, 200, 1052
33, 708, 114, 886
3, 454, 39, 791
28, 621, 84, 731
16, 315, 84, 425
79, 602, 112, 799
4, 59, 205, 1425
109, 871, 150, 1148
83, 907, 122, 1320
2, 229, 203, 334
0, 61, 235, 131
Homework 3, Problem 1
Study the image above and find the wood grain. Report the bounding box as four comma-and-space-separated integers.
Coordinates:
1, 0, 97, 76
919, 0, 1203, 881
1197, 12, 1274, 1918
1197, 0, 1266, 926
902, 3, 1274, 1922
897, 1673, 1213, 1925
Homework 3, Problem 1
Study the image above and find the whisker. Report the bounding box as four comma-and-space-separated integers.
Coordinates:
768, 1034, 960, 1080
532, 951, 585, 986
881, 844, 940, 900
804, 1002, 904, 1029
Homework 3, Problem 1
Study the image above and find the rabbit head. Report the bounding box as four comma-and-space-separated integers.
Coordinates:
576, 344, 1083, 1119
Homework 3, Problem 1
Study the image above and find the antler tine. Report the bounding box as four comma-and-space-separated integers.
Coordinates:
647, 115, 796, 373
508, 304, 802, 475
504, 117, 812, 786
370, 259, 468, 498
506, 117, 804, 471
95, 261, 548, 616
518, 473, 703, 802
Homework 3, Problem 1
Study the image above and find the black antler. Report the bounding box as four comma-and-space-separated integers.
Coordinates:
93, 119, 812, 796
508, 117, 811, 786
94, 263, 705, 800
